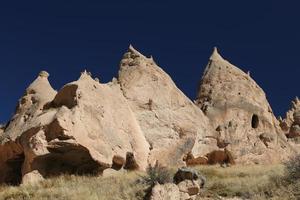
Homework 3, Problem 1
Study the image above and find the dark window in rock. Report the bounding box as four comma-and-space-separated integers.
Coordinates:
251, 114, 259, 129
5, 153, 25, 185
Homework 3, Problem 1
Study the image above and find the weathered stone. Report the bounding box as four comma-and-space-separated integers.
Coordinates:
21, 170, 44, 185
177, 180, 200, 196
0, 46, 298, 185
0, 70, 150, 184
118, 46, 216, 167
102, 168, 125, 177
184, 152, 208, 166
150, 183, 181, 200
206, 149, 235, 165
112, 155, 125, 170
195, 47, 294, 164
280, 97, 300, 133
173, 167, 206, 189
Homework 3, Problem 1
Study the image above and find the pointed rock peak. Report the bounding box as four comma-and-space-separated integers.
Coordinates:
79, 70, 93, 80
23, 70, 57, 103
127, 44, 146, 58
39, 71, 50, 78
28, 71, 53, 90
209, 47, 224, 61
292, 96, 300, 109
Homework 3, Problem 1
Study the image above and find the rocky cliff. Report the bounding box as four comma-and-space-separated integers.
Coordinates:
0, 46, 298, 185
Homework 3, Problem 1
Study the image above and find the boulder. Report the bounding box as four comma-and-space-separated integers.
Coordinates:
21, 170, 44, 185
184, 152, 208, 166
206, 149, 235, 165
177, 180, 200, 196
150, 183, 181, 200
102, 168, 125, 177
173, 167, 206, 188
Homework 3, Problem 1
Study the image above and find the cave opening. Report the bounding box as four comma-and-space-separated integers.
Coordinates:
32, 145, 107, 178
5, 153, 25, 185
251, 114, 259, 129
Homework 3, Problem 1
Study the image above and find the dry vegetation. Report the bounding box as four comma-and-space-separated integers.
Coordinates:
0, 160, 300, 200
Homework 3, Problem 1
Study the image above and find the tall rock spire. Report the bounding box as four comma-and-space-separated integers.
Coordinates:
209, 47, 223, 61
2, 71, 57, 142
195, 48, 292, 164
118, 45, 214, 166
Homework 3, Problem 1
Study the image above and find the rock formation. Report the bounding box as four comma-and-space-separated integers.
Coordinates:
195, 48, 295, 164
280, 97, 300, 138
151, 167, 206, 200
0, 69, 150, 185
0, 46, 298, 185
118, 46, 216, 166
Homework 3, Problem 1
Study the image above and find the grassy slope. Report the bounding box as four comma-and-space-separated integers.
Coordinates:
0, 164, 294, 200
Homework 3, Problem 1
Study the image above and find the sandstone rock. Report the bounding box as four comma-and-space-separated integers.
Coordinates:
102, 168, 125, 177
206, 149, 235, 165
0, 46, 298, 185
118, 45, 216, 167
279, 97, 300, 133
150, 183, 181, 200
0, 70, 150, 184
21, 170, 44, 185
124, 152, 139, 170
195, 47, 294, 164
280, 98, 300, 139
184, 152, 208, 166
177, 179, 200, 196
173, 167, 206, 188
112, 155, 126, 170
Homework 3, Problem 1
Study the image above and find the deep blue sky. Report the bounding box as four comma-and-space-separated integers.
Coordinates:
0, 1, 299, 123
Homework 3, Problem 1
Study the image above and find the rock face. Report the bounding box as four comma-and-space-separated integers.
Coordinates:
0, 70, 150, 185
0, 46, 297, 185
118, 46, 216, 166
195, 48, 294, 164
280, 97, 300, 138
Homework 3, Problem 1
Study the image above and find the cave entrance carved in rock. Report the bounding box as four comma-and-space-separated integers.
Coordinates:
251, 114, 259, 129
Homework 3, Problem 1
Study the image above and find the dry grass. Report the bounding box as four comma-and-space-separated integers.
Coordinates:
193, 164, 286, 199
0, 172, 147, 200
0, 164, 297, 200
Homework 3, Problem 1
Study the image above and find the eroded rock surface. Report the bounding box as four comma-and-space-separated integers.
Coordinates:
118, 46, 216, 166
280, 97, 300, 138
0, 69, 150, 184
0, 46, 298, 185
195, 48, 295, 164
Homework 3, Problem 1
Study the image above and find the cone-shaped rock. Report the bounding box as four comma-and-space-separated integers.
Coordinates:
195, 48, 294, 164
0, 71, 57, 184
118, 46, 215, 166
43, 70, 150, 171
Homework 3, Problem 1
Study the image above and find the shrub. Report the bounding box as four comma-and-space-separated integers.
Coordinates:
284, 154, 300, 183
139, 161, 172, 187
